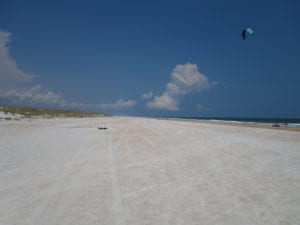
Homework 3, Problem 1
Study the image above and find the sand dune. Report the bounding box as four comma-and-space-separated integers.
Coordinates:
0, 117, 299, 225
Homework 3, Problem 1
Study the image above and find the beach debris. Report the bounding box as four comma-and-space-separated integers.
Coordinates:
242, 28, 254, 39
272, 123, 280, 127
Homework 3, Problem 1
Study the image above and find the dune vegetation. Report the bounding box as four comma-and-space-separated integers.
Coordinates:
0, 106, 105, 118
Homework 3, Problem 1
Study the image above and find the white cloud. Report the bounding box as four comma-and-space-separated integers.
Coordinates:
141, 91, 154, 100
0, 85, 67, 106
0, 85, 102, 110
0, 30, 34, 87
0, 86, 137, 110
147, 63, 211, 111
147, 94, 179, 111
97, 99, 136, 110
0, 30, 69, 108
0, 29, 137, 112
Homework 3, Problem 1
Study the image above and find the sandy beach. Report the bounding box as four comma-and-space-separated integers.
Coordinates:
0, 117, 299, 225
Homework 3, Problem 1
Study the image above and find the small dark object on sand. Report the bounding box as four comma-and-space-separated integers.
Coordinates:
272, 123, 280, 127
98, 127, 107, 130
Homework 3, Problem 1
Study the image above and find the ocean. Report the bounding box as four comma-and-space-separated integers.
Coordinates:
166, 117, 300, 128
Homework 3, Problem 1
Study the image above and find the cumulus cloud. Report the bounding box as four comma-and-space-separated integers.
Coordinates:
0, 85, 137, 110
147, 63, 211, 111
0, 85, 136, 110
0, 30, 72, 108
97, 99, 136, 110
0, 30, 34, 87
141, 91, 154, 100
0, 30, 64, 107
0, 85, 68, 106
0, 29, 136, 112
147, 95, 178, 111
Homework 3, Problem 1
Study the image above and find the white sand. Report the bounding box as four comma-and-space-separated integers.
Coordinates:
0, 111, 23, 119
0, 117, 299, 225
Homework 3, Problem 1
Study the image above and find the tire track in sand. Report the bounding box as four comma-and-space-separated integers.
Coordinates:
31, 131, 99, 225
108, 123, 130, 225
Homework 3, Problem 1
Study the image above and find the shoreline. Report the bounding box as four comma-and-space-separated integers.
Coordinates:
161, 118, 300, 132
2, 115, 300, 132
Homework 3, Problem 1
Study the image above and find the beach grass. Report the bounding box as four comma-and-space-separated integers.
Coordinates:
0, 106, 106, 118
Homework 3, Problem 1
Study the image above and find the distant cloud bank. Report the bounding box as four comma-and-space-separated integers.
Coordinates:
96, 99, 136, 110
0, 30, 75, 107
0, 85, 66, 106
0, 29, 136, 112
147, 63, 211, 111
1, 30, 213, 113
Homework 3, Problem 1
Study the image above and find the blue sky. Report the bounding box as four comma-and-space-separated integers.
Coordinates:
0, 0, 299, 117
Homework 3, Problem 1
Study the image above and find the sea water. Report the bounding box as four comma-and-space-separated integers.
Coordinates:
168, 117, 300, 128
